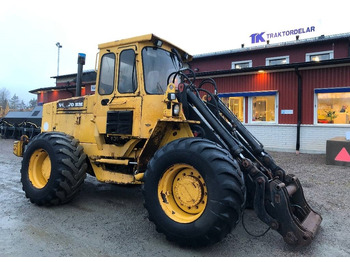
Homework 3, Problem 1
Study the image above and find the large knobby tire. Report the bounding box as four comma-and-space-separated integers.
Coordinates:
21, 132, 87, 206
143, 137, 245, 247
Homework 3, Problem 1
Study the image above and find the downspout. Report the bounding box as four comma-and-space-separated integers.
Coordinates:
295, 67, 302, 154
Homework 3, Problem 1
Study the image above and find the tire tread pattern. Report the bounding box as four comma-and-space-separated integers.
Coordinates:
21, 132, 87, 206
143, 137, 245, 247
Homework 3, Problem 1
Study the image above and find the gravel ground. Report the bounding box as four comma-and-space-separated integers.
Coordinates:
0, 138, 349, 257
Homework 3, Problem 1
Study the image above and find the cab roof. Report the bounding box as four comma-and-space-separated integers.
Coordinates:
98, 34, 192, 62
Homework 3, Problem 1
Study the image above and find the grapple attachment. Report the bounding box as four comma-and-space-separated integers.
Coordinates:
253, 173, 322, 246
170, 72, 322, 246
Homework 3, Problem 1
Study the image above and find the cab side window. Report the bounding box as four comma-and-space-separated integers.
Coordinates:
118, 49, 137, 93
98, 53, 116, 95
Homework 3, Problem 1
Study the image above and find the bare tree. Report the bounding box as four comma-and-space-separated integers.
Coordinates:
0, 87, 10, 109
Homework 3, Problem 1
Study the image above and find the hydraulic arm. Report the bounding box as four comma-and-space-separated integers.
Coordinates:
173, 72, 322, 246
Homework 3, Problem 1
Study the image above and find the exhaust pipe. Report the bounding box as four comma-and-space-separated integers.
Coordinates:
76, 53, 86, 97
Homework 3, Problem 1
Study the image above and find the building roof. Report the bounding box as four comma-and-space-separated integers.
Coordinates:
30, 70, 97, 94
29, 85, 78, 94
51, 69, 96, 79
193, 32, 350, 59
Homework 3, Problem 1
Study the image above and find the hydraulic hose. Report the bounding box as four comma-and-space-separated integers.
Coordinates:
186, 88, 242, 157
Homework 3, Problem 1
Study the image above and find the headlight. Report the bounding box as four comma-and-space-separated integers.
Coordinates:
172, 104, 180, 116
168, 93, 176, 101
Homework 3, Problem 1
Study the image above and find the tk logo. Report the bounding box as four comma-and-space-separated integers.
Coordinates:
250, 32, 265, 44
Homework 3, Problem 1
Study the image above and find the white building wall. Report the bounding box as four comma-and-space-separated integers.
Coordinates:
245, 124, 350, 153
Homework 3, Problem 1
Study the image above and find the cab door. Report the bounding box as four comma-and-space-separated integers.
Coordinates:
93, 49, 118, 135
107, 47, 142, 138
93, 47, 142, 138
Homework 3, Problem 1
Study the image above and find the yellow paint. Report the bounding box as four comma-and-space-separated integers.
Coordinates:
158, 164, 207, 223
134, 172, 144, 181
28, 149, 51, 189
26, 34, 196, 185
90, 162, 141, 185
13, 140, 23, 157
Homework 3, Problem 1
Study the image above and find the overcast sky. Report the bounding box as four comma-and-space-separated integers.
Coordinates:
1, 0, 349, 103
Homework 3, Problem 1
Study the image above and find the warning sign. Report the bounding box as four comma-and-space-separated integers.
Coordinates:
326, 137, 350, 166
335, 148, 350, 162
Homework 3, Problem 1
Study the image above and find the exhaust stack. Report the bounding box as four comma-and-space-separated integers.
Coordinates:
76, 53, 86, 97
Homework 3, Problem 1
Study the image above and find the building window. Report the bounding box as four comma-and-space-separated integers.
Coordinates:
221, 96, 245, 122
265, 56, 289, 66
306, 50, 334, 62
229, 97, 244, 122
231, 60, 252, 69
249, 94, 277, 123
315, 89, 350, 124
220, 91, 277, 124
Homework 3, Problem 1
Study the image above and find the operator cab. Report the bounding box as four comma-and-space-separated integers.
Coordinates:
94, 34, 192, 139
97, 34, 192, 98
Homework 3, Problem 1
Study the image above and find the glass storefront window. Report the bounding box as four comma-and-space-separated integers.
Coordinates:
221, 97, 229, 108
317, 92, 350, 124
252, 95, 276, 122
220, 97, 244, 122
229, 97, 244, 122
220, 93, 277, 124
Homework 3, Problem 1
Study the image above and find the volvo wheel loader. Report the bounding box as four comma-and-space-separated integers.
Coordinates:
13, 34, 322, 247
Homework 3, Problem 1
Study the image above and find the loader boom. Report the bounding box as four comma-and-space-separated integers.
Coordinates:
171, 70, 322, 246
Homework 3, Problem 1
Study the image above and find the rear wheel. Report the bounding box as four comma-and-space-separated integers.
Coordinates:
21, 132, 87, 206
143, 137, 245, 246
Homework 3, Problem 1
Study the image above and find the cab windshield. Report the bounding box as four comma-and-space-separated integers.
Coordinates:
142, 47, 182, 94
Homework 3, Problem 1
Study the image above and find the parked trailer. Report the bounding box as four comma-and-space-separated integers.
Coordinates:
0, 106, 42, 139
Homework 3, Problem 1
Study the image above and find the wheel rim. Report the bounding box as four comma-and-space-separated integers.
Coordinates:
158, 164, 208, 223
28, 149, 51, 189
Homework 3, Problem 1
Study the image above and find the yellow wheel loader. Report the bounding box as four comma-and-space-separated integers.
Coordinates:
13, 34, 322, 247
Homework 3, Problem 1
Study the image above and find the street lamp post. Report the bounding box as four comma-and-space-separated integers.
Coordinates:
56, 42, 62, 76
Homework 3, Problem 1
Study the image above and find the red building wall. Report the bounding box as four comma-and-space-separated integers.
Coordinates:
300, 66, 350, 124
213, 71, 298, 124
192, 38, 350, 72
37, 85, 95, 104
208, 65, 350, 125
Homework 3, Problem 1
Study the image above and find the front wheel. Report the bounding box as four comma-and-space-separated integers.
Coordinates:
143, 138, 245, 246
21, 132, 87, 206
